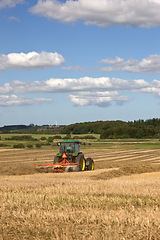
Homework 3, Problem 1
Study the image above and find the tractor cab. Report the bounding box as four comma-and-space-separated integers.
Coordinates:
60, 140, 80, 154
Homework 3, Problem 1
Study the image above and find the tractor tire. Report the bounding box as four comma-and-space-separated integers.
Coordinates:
75, 154, 85, 171
85, 158, 94, 171
53, 156, 59, 164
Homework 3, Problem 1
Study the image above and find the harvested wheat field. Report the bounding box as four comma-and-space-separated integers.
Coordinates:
0, 148, 160, 239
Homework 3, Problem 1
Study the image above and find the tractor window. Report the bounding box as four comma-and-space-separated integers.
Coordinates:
60, 143, 75, 153
75, 143, 79, 153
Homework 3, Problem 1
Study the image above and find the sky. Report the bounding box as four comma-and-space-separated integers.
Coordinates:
0, 0, 160, 126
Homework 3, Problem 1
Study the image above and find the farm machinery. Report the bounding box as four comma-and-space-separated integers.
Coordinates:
36, 140, 94, 172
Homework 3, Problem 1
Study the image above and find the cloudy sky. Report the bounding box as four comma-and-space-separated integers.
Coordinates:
0, 0, 160, 126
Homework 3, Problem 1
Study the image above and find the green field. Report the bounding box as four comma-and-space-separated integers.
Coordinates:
0, 133, 160, 150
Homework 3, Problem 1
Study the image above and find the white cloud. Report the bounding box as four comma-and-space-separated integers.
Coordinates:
0, 51, 65, 71
69, 91, 129, 107
0, 77, 150, 94
30, 0, 160, 28
134, 79, 160, 97
99, 55, 160, 73
0, 94, 52, 107
0, 0, 24, 9
1, 76, 160, 107
1, 76, 158, 107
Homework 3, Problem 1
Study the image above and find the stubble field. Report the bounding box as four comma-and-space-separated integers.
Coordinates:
0, 147, 160, 239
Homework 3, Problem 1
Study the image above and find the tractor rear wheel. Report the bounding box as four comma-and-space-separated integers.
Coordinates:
85, 158, 94, 170
75, 154, 85, 171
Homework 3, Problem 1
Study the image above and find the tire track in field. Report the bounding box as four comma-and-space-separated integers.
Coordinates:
85, 149, 157, 160
90, 151, 157, 162
87, 149, 160, 166
0, 158, 53, 164
0, 149, 56, 163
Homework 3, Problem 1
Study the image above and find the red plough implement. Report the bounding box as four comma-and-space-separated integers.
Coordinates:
34, 155, 79, 173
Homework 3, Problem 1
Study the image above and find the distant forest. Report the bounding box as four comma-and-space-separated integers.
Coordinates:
1, 118, 160, 139
61, 118, 160, 139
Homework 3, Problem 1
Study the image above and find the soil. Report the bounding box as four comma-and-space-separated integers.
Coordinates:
0, 148, 160, 178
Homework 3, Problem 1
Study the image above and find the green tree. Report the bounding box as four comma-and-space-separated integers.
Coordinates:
136, 129, 145, 138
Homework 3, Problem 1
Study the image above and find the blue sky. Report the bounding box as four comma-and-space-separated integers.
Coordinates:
0, 0, 160, 126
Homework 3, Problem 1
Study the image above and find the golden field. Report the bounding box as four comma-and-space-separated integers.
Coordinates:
0, 148, 160, 239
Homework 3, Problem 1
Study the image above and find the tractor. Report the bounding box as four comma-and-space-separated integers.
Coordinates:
53, 140, 94, 172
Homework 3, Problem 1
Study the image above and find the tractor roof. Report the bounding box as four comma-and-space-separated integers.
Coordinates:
60, 140, 80, 143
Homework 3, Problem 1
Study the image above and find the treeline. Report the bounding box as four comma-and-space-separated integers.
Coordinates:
0, 124, 63, 134
1, 118, 160, 139
60, 118, 160, 139
0, 125, 30, 131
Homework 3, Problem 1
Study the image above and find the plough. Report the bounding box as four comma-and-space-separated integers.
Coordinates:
35, 155, 80, 173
